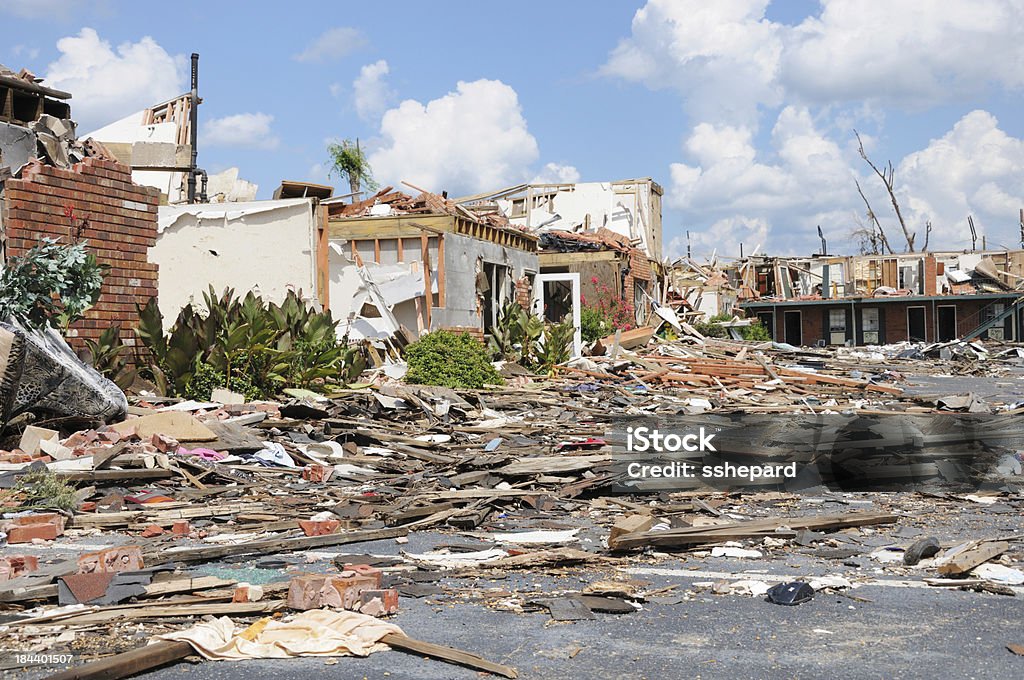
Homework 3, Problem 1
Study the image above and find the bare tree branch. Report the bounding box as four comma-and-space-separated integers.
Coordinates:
855, 178, 894, 254
855, 130, 915, 252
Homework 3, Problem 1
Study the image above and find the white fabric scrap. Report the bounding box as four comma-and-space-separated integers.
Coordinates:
158, 610, 404, 660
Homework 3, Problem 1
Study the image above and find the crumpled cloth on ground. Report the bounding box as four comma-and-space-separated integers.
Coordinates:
176, 446, 226, 461
157, 609, 404, 660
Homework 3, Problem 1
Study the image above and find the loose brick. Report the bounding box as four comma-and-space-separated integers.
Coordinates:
358, 588, 400, 616
0, 555, 40, 580
298, 519, 341, 537
77, 545, 144, 574
7, 523, 59, 543
286, 573, 378, 611
339, 564, 382, 587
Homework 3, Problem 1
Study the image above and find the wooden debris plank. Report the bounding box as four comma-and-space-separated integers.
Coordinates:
612, 511, 897, 550
45, 640, 195, 680
381, 632, 518, 678
936, 540, 1009, 576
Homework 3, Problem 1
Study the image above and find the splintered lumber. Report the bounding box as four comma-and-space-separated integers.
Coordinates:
609, 514, 656, 549
151, 525, 410, 564
381, 633, 518, 678
935, 540, 1010, 576
45, 635, 517, 680
611, 511, 897, 550
45, 640, 195, 680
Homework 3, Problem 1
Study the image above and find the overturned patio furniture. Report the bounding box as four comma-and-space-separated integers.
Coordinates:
0, 321, 127, 428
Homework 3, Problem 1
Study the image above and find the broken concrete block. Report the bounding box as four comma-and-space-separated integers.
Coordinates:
0, 555, 39, 580
18, 425, 59, 457
358, 588, 399, 616
298, 519, 341, 537
340, 563, 383, 588
286, 573, 378, 611
232, 583, 264, 602
77, 545, 144, 574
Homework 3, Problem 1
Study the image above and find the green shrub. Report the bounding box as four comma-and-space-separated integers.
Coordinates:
406, 331, 503, 388
580, 306, 608, 343
741, 321, 771, 341
83, 324, 137, 390
535, 320, 574, 371
692, 313, 771, 341
0, 239, 105, 330
8, 470, 78, 511
136, 287, 365, 398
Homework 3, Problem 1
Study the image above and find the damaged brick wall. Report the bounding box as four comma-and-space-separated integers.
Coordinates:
1, 157, 159, 350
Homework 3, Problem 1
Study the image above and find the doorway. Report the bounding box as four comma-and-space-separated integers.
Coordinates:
783, 310, 802, 346
533, 273, 582, 358
907, 306, 926, 342
755, 312, 775, 340
937, 305, 957, 341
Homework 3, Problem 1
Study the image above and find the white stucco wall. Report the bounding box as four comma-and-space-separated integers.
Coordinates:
153, 199, 319, 326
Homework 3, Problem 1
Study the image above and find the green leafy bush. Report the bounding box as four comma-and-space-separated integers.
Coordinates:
580, 306, 608, 343
535, 319, 574, 371
741, 321, 771, 341
0, 239, 105, 330
692, 313, 771, 341
82, 325, 137, 390
136, 287, 366, 398
406, 331, 503, 388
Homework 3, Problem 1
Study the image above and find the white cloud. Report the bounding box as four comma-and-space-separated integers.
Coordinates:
603, 0, 782, 125
668, 107, 1024, 254
604, 0, 1024, 122
45, 28, 184, 131
897, 110, 1024, 249
781, 0, 1024, 107
532, 162, 581, 184
353, 59, 394, 122
201, 112, 279, 150
369, 79, 540, 194
294, 27, 366, 63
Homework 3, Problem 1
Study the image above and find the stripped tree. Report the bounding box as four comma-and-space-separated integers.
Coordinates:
854, 130, 917, 252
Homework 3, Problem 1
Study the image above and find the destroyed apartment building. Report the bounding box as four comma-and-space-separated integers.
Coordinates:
327, 186, 539, 342
456, 178, 666, 328
732, 249, 1024, 346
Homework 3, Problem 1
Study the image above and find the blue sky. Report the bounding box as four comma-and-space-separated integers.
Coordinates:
4, 0, 1024, 259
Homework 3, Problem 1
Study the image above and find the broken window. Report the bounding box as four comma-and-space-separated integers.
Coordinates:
828, 309, 847, 345
861, 307, 880, 345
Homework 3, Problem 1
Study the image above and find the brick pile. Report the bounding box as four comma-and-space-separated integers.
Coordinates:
1, 157, 160, 351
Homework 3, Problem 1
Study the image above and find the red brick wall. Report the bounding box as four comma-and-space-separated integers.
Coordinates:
1, 157, 160, 351
763, 297, 1018, 346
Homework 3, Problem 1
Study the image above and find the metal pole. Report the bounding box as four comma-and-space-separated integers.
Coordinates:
187, 53, 199, 204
